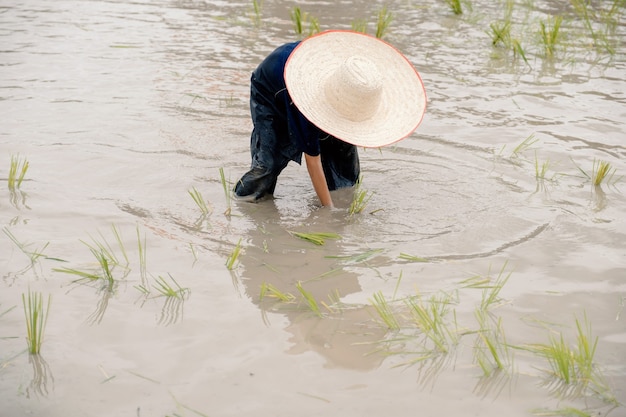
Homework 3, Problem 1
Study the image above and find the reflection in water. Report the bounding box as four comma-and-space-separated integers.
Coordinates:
473, 369, 515, 399
414, 350, 456, 390
26, 354, 54, 399
156, 293, 187, 326
134, 276, 189, 326
85, 281, 116, 326
9, 189, 29, 211
236, 200, 388, 370
591, 185, 608, 212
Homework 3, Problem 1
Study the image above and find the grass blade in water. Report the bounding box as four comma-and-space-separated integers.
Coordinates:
288, 231, 341, 246
296, 281, 322, 317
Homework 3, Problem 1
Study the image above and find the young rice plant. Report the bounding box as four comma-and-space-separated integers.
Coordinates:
8, 154, 29, 191
22, 290, 51, 354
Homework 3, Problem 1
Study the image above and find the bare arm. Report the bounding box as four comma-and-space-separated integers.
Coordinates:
304, 153, 333, 207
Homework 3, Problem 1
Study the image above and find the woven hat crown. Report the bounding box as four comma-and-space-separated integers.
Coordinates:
325, 56, 383, 122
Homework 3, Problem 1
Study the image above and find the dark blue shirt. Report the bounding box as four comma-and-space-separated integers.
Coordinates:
251, 41, 326, 159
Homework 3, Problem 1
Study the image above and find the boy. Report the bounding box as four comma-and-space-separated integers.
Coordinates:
235, 30, 427, 208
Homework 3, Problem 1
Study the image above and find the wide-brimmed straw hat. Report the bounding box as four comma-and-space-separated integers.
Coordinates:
284, 30, 427, 148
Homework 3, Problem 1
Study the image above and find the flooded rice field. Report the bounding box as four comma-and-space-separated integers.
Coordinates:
1, 0, 625, 416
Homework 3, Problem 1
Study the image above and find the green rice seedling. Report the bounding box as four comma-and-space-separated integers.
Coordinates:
460, 263, 511, 311
262, 239, 269, 253
596, 0, 623, 54
398, 253, 429, 263
349, 176, 373, 215
168, 392, 211, 417
535, 153, 553, 181
1, 304, 16, 322
91, 248, 115, 284
320, 289, 344, 313
592, 159, 617, 186
572, 158, 619, 186
52, 266, 100, 281
526, 314, 615, 401
250, 0, 262, 26
474, 308, 512, 376
512, 39, 529, 65
489, 0, 514, 45
406, 296, 443, 346
291, 7, 305, 36
571, 158, 591, 180
489, 20, 528, 66
22, 290, 51, 354
152, 274, 188, 299
189, 242, 198, 263
539, 15, 563, 57
444, 0, 463, 15
490, 20, 512, 47
569, 0, 596, 41
570, 315, 616, 405
573, 315, 597, 384
479, 262, 511, 311
289, 267, 342, 286
53, 228, 129, 284
217, 93, 237, 108
510, 133, 539, 158
308, 17, 320, 37
392, 270, 403, 301
405, 292, 457, 353
54, 248, 115, 284
188, 187, 212, 216
569, 0, 621, 55
259, 282, 295, 303
351, 18, 368, 33
290, 7, 320, 37
534, 331, 576, 385
109, 224, 129, 266
185, 92, 206, 105
602, 0, 623, 25
225, 238, 242, 270
136, 225, 147, 286
375, 6, 393, 39
97, 365, 116, 384
8, 154, 29, 190
459, 273, 491, 289
531, 407, 592, 417
296, 281, 322, 317
617, 295, 625, 321
134, 284, 150, 295
288, 231, 341, 246
3, 227, 54, 265
219, 167, 232, 216
370, 291, 401, 330
82, 225, 130, 275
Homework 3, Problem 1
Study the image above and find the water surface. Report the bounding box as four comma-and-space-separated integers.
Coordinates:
1, 1, 625, 416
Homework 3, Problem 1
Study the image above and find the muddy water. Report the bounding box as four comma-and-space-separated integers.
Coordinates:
1, 1, 625, 416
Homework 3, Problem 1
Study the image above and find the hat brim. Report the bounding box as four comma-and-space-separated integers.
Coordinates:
284, 30, 427, 148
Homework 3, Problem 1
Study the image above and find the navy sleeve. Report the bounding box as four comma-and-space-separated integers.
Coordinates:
286, 105, 323, 156
253, 41, 324, 158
